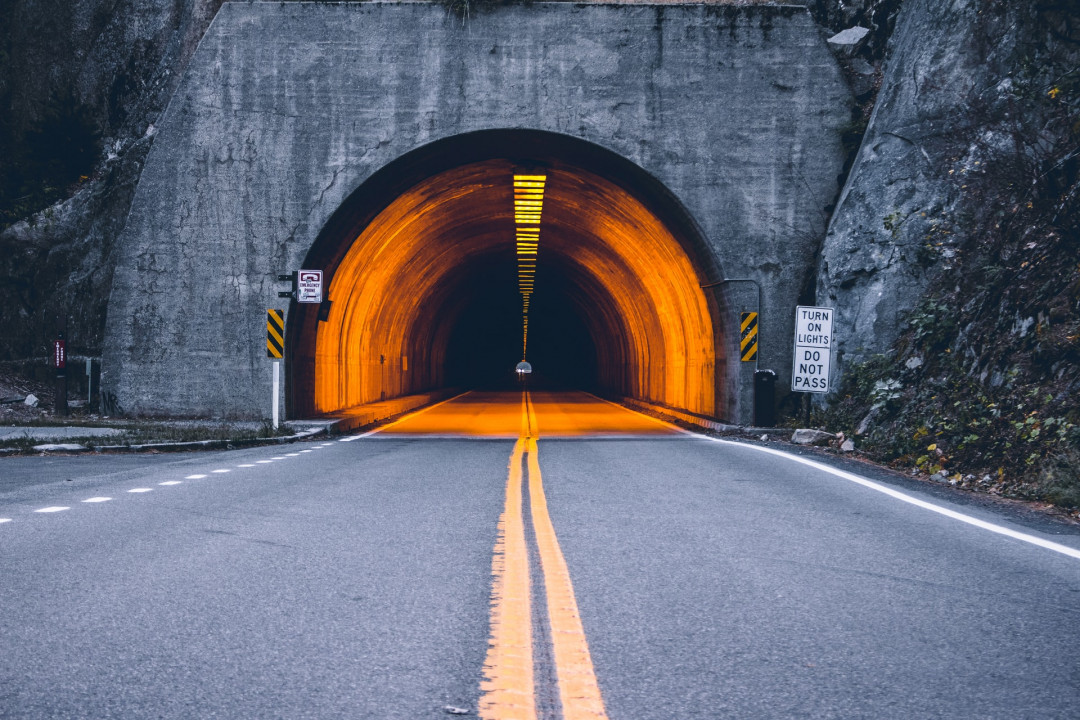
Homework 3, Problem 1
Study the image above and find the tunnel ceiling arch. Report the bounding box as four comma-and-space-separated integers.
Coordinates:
289, 132, 728, 419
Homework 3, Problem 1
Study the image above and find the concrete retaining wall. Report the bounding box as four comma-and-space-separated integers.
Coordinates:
102, 1, 851, 420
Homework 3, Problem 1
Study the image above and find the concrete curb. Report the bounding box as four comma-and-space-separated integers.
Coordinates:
615, 396, 789, 437
0, 390, 459, 456
90, 425, 330, 453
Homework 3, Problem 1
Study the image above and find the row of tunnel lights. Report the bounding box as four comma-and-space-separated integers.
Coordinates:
515, 174, 547, 361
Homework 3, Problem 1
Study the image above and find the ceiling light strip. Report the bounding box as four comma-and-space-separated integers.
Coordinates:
514, 173, 547, 361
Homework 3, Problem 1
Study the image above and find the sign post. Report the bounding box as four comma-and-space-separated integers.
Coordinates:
791, 306, 833, 394
267, 309, 285, 429
53, 332, 67, 417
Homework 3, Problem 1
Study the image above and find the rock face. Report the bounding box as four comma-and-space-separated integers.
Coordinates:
817, 0, 1027, 387
0, 0, 223, 362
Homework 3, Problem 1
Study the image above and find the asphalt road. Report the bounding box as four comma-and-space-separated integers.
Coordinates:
1, 391, 1078, 719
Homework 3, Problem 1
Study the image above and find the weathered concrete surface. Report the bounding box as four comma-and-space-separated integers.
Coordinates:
103, 1, 851, 419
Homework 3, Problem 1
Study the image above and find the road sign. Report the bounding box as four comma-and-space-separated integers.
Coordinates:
740, 312, 758, 362
53, 340, 66, 369
297, 270, 323, 303
267, 309, 284, 358
791, 306, 832, 393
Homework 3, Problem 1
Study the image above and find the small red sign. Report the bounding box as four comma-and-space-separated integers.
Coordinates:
54, 340, 66, 369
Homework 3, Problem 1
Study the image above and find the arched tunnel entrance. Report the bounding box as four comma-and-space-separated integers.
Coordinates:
286, 131, 730, 420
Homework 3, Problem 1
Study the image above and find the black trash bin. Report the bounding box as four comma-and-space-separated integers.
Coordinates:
753, 369, 777, 427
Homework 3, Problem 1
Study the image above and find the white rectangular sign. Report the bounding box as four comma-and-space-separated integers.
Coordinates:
791, 305, 833, 393
297, 269, 323, 304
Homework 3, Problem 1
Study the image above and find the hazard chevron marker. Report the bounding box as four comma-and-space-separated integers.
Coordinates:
267, 309, 284, 359
740, 311, 758, 362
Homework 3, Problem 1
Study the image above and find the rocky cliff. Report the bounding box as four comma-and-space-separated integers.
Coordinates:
0, 0, 223, 364
821, 0, 1080, 511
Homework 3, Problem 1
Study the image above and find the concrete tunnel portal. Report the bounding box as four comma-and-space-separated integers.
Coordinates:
285, 132, 731, 421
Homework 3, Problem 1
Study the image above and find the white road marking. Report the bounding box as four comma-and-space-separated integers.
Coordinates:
211, 469, 230, 474
256, 460, 273, 464
128, 488, 152, 493
320, 443, 334, 447
285, 453, 300, 457
82, 497, 112, 503
0, 518, 12, 524
186, 474, 207, 479
271, 456, 287, 460
237, 464, 256, 467
702, 436, 1080, 561
159, 481, 182, 486
35, 507, 69, 513
299, 449, 313, 453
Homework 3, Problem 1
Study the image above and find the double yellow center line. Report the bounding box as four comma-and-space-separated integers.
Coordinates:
479, 394, 608, 720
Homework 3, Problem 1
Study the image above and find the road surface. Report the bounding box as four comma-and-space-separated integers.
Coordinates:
2, 391, 1078, 718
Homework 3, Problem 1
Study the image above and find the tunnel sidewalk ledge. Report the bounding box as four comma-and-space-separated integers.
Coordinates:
320, 389, 461, 435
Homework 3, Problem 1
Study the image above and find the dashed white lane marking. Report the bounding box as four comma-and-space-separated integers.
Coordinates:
159, 481, 182, 486
186, 474, 207, 479
299, 450, 313, 453
128, 488, 152, 493
320, 443, 334, 447
702, 436, 1080, 562
256, 460, 273, 464
0, 518, 12, 524
285, 453, 300, 457
271, 456, 287, 460
237, 464, 256, 468
211, 469, 230, 474
35, 507, 69, 513
82, 497, 111, 503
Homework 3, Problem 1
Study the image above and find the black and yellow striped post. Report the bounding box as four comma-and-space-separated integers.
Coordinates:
267, 309, 284, 359
267, 309, 284, 428
740, 311, 758, 362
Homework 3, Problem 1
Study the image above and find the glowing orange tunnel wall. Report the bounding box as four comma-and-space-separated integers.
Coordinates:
311, 157, 723, 417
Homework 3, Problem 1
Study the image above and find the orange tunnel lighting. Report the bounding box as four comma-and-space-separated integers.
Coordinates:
308, 155, 723, 418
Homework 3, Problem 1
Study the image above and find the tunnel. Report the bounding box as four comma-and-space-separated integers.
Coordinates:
286, 131, 729, 420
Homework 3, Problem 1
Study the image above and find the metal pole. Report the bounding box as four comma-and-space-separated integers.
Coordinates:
272, 360, 280, 429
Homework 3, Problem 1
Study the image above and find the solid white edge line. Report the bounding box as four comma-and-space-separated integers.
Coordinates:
700, 435, 1080, 561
